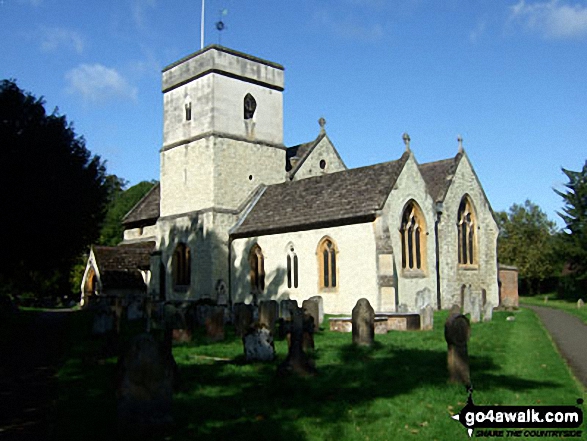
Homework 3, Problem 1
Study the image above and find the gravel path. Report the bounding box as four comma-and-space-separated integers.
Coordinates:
526, 305, 587, 390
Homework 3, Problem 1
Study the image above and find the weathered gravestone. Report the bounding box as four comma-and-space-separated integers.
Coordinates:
397, 303, 409, 313
127, 298, 144, 321
302, 299, 320, 329
280, 299, 298, 321
163, 303, 191, 343
415, 287, 433, 311
578, 299, 585, 309
116, 333, 176, 437
462, 285, 473, 315
234, 303, 254, 337
92, 306, 115, 335
259, 300, 279, 334
420, 304, 434, 331
482, 301, 494, 322
470, 294, 481, 323
216, 279, 228, 306
444, 304, 471, 386
205, 306, 225, 341
243, 326, 275, 362
308, 296, 324, 327
352, 298, 375, 347
277, 307, 316, 376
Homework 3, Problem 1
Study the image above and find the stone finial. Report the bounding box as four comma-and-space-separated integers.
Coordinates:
458, 135, 464, 153
402, 132, 411, 152
318, 117, 326, 133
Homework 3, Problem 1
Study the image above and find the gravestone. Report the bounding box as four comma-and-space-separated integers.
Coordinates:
280, 299, 298, 321
420, 304, 434, 331
415, 287, 433, 311
308, 296, 324, 326
259, 300, 279, 334
116, 333, 176, 436
277, 307, 316, 376
92, 306, 114, 335
444, 305, 471, 386
482, 301, 494, 322
205, 306, 225, 341
243, 326, 275, 362
462, 286, 473, 315
470, 294, 481, 323
127, 298, 144, 321
578, 299, 585, 309
352, 298, 375, 347
216, 279, 228, 306
397, 303, 409, 313
302, 299, 320, 329
234, 303, 254, 337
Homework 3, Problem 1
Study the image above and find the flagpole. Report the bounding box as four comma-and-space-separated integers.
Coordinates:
200, 0, 205, 49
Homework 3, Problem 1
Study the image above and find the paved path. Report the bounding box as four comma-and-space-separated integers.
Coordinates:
526, 305, 587, 390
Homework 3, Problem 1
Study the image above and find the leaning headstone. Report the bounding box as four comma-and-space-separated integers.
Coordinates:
243, 326, 275, 362
277, 307, 316, 376
577, 299, 585, 309
308, 296, 324, 326
420, 304, 434, 331
415, 287, 433, 311
259, 300, 279, 334
470, 294, 481, 323
234, 303, 254, 337
205, 306, 225, 341
352, 298, 375, 347
280, 299, 298, 321
482, 301, 494, 322
116, 333, 175, 437
444, 305, 471, 386
302, 299, 320, 329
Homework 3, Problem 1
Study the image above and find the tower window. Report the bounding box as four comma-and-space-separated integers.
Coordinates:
173, 243, 191, 287
400, 201, 426, 271
185, 101, 192, 121
244, 93, 257, 120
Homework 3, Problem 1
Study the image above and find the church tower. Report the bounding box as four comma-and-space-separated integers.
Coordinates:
160, 45, 286, 217
157, 45, 286, 301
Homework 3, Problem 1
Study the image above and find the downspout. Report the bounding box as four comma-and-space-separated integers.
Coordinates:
435, 201, 443, 310
228, 235, 233, 307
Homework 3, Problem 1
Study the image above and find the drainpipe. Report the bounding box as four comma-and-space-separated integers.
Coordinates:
435, 201, 443, 310
228, 235, 233, 307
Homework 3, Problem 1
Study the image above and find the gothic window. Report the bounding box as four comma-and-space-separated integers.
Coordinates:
173, 243, 191, 287
286, 245, 298, 289
318, 237, 337, 290
244, 93, 257, 120
400, 201, 426, 271
458, 197, 477, 265
249, 244, 265, 293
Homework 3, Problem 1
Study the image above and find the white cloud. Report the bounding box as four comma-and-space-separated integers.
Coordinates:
469, 20, 487, 43
510, 0, 587, 39
131, 0, 156, 30
65, 64, 137, 104
313, 8, 385, 43
39, 26, 84, 54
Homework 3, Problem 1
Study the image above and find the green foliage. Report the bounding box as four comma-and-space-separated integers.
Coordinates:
555, 161, 587, 285
98, 179, 157, 246
0, 79, 109, 298
497, 200, 559, 294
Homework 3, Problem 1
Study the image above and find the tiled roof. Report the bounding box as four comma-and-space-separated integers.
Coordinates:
286, 133, 325, 174
418, 153, 462, 203
232, 152, 410, 237
93, 242, 155, 289
122, 183, 160, 226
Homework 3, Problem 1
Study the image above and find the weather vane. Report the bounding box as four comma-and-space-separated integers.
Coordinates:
216, 8, 228, 45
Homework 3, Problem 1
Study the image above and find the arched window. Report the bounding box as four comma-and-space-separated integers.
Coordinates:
400, 201, 426, 271
243, 93, 257, 120
318, 237, 337, 290
458, 197, 477, 265
173, 243, 191, 287
184, 96, 192, 121
286, 245, 299, 289
249, 244, 265, 293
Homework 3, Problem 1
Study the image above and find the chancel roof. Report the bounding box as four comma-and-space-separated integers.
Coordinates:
231, 152, 410, 238
122, 183, 160, 227
418, 153, 462, 203
93, 242, 155, 289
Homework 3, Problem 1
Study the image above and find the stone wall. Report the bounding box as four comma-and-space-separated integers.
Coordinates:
291, 136, 346, 181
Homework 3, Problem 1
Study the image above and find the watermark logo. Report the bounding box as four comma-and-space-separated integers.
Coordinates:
451, 390, 583, 438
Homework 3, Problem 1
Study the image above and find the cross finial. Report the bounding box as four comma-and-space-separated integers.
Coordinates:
402, 132, 411, 151
319, 117, 326, 133
457, 134, 463, 153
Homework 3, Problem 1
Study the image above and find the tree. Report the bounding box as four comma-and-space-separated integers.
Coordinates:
497, 200, 559, 295
0, 79, 109, 298
554, 161, 587, 295
99, 179, 157, 246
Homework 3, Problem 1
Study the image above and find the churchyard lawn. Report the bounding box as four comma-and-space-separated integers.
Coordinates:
520, 295, 587, 325
51, 308, 586, 441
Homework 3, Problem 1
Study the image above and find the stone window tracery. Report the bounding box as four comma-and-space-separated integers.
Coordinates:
287, 245, 299, 289
173, 243, 191, 287
318, 237, 337, 290
244, 93, 257, 120
400, 201, 426, 271
458, 197, 477, 265
249, 244, 265, 293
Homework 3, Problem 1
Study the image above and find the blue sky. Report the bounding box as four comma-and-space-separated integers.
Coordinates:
1, 0, 586, 228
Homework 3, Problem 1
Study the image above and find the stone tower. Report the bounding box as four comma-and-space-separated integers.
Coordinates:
158, 45, 287, 300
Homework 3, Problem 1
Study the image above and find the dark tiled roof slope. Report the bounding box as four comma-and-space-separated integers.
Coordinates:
232, 152, 410, 237
94, 242, 155, 289
122, 183, 161, 226
418, 153, 462, 203
286, 133, 325, 173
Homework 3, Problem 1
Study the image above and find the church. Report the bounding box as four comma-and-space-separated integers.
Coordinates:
81, 45, 499, 314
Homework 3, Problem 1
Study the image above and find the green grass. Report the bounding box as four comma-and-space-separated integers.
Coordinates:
520, 294, 587, 325
52, 310, 586, 441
